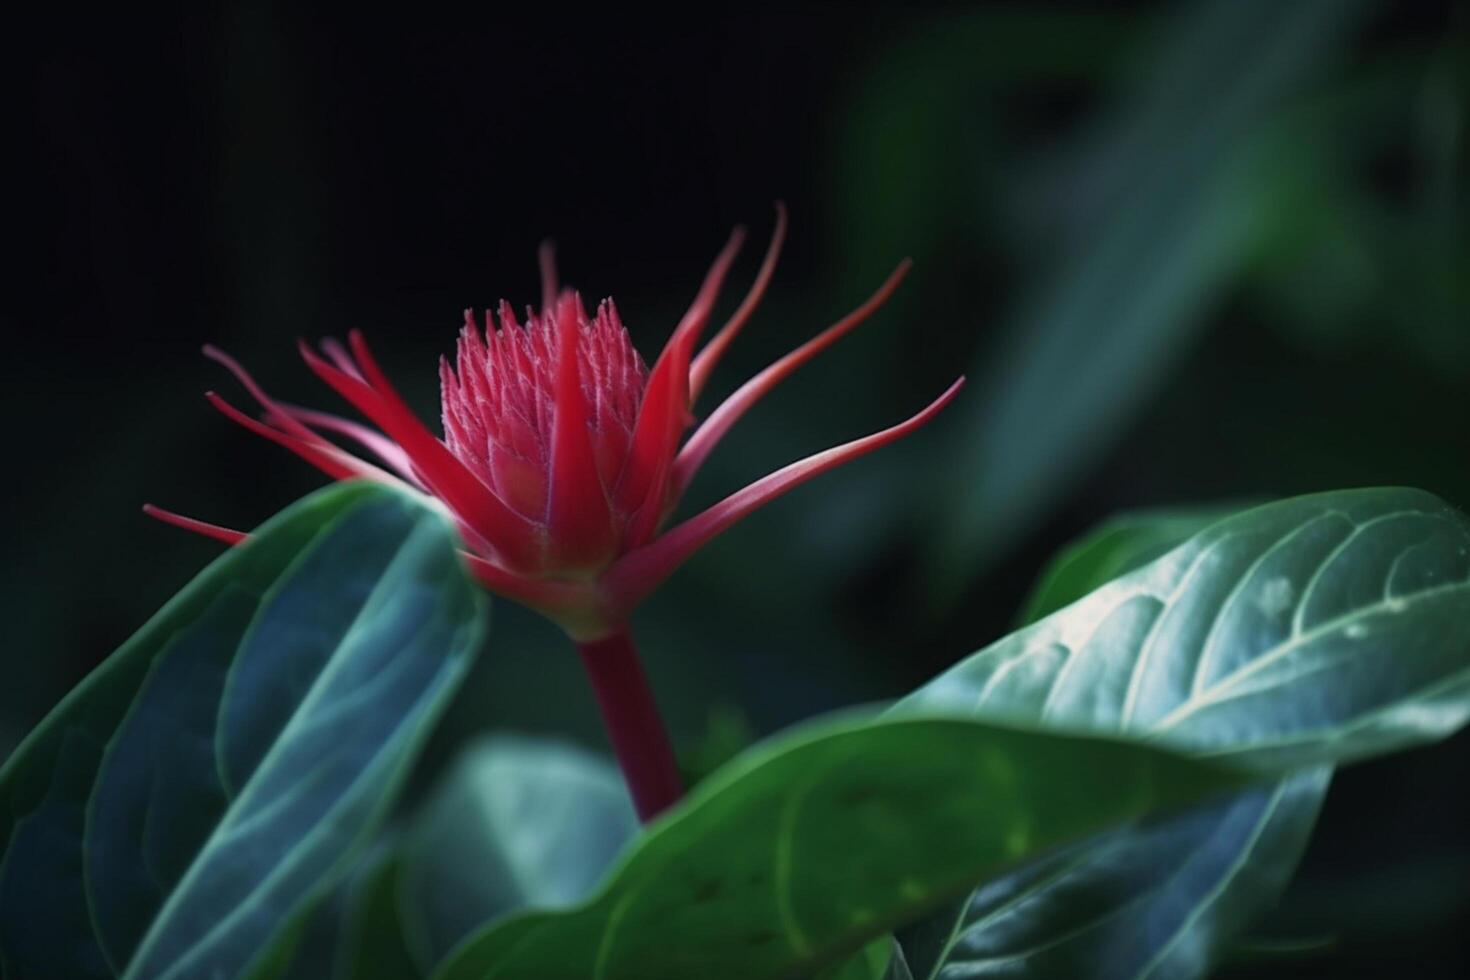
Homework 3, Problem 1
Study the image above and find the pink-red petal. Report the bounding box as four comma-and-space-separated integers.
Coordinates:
278, 403, 422, 485
206, 392, 394, 485
672, 260, 912, 502
604, 377, 965, 609
616, 228, 746, 523
547, 293, 617, 570
142, 505, 248, 545
299, 334, 544, 571
688, 203, 787, 403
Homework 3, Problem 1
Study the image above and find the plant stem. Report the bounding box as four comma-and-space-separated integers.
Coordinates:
575, 629, 684, 822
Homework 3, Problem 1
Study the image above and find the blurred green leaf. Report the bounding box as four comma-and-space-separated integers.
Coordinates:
682, 705, 758, 786
271, 842, 419, 980
398, 736, 638, 974
275, 735, 637, 980
896, 486, 1470, 977
434, 715, 1245, 980
0, 482, 484, 980
818, 936, 913, 980
932, 0, 1374, 584
1246, 35, 1470, 369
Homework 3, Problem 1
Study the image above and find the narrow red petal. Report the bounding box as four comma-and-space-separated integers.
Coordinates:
142, 504, 248, 545
203, 344, 413, 486
668, 225, 747, 352
299, 335, 544, 571
278, 403, 423, 486
688, 202, 787, 403
616, 228, 746, 518
321, 337, 367, 382
206, 392, 393, 484
204, 345, 328, 445
620, 450, 672, 551
613, 327, 691, 525
604, 378, 965, 609
548, 293, 617, 568
672, 260, 912, 501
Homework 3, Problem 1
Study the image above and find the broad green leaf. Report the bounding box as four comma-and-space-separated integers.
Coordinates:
900, 502, 1324, 980
905, 501, 1322, 979
1016, 505, 1245, 626
895, 487, 1470, 978
0, 482, 484, 980
397, 736, 638, 973
434, 715, 1247, 980
895, 769, 1327, 980
905, 487, 1470, 768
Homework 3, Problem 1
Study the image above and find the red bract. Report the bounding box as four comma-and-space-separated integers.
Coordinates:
147, 208, 963, 641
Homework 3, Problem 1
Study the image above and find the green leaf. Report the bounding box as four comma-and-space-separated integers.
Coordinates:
895, 768, 1328, 980
1016, 505, 1247, 626
0, 482, 485, 980
895, 487, 1470, 978
901, 501, 1321, 980
275, 736, 638, 980
434, 715, 1247, 980
271, 842, 420, 980
932, 0, 1374, 580
397, 736, 638, 973
905, 487, 1470, 768
899, 500, 1321, 979
818, 936, 912, 980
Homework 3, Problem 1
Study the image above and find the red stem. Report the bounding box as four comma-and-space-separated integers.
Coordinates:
575, 630, 684, 822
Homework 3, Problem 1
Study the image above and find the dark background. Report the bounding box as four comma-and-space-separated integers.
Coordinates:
4, 1, 1468, 975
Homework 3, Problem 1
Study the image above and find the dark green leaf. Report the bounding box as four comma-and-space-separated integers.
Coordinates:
896, 487, 1470, 978
433, 715, 1247, 980
0, 483, 484, 980
818, 936, 912, 980
896, 768, 1327, 980
270, 843, 420, 980
905, 501, 1319, 980
397, 736, 638, 973
273, 736, 637, 980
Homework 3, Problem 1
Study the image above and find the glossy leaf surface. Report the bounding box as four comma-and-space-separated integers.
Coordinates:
896, 769, 1328, 980
906, 488, 1470, 765
0, 483, 484, 980
435, 716, 1245, 980
1016, 505, 1244, 626
903, 503, 1320, 980
897, 487, 1470, 977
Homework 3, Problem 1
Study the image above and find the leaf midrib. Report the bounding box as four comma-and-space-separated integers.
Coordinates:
120, 506, 430, 980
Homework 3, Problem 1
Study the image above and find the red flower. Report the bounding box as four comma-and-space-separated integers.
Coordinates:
148, 208, 962, 640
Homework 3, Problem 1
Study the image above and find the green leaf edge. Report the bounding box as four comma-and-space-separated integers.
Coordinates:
431, 711, 1252, 980
0, 480, 488, 980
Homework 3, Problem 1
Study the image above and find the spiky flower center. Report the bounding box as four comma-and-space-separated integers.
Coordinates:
440, 298, 648, 524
